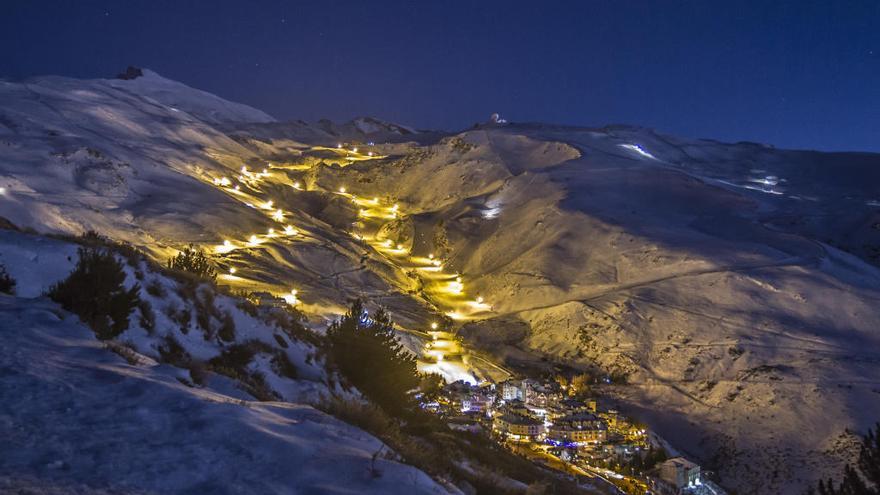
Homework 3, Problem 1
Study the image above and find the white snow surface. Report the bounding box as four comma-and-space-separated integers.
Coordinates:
0, 296, 450, 495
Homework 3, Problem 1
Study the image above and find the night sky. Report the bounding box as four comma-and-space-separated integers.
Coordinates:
2, 0, 878, 152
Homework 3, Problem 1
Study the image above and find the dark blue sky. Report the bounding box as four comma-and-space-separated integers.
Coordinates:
2, 0, 878, 151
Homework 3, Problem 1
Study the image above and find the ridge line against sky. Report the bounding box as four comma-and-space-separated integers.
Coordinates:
1, 0, 878, 152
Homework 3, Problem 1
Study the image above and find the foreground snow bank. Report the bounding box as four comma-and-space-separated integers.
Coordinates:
0, 295, 454, 494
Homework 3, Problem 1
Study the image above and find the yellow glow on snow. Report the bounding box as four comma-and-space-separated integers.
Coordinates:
215, 240, 236, 254
447, 281, 464, 294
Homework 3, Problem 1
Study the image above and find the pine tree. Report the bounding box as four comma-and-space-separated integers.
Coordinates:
167, 244, 216, 281
811, 423, 880, 495
327, 300, 420, 415
48, 247, 140, 340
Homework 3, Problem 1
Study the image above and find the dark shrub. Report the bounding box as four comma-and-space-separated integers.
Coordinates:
47, 247, 140, 340
158, 335, 191, 366
265, 307, 318, 345
167, 305, 191, 334
208, 341, 279, 401
145, 280, 165, 297
271, 350, 297, 379
218, 311, 236, 342
0, 264, 15, 295
138, 299, 155, 333
167, 244, 216, 281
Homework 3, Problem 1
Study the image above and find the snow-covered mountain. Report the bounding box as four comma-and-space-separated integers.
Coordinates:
1, 70, 878, 494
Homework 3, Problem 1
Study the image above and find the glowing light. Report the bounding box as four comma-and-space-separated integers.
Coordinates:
234, 185, 241, 191
272, 209, 284, 222
432, 259, 442, 267
238, 175, 246, 181
431, 322, 438, 330
372, 197, 379, 204
283, 289, 299, 305
284, 225, 297, 236
219, 177, 231, 187
383, 239, 393, 247
241, 166, 248, 173
428, 253, 434, 259
367, 151, 374, 157
396, 243, 403, 250
215, 240, 236, 254
267, 228, 276, 236
293, 181, 301, 189
262, 168, 268, 175
248, 235, 259, 246
391, 204, 399, 211
352, 147, 358, 153
339, 186, 347, 194
446, 311, 466, 320
476, 296, 484, 304
229, 267, 237, 274
358, 209, 366, 217
336, 143, 343, 149
262, 200, 273, 210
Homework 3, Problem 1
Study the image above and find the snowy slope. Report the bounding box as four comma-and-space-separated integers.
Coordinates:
0, 228, 458, 494
0, 298, 451, 494
0, 70, 431, 330
1, 71, 879, 494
